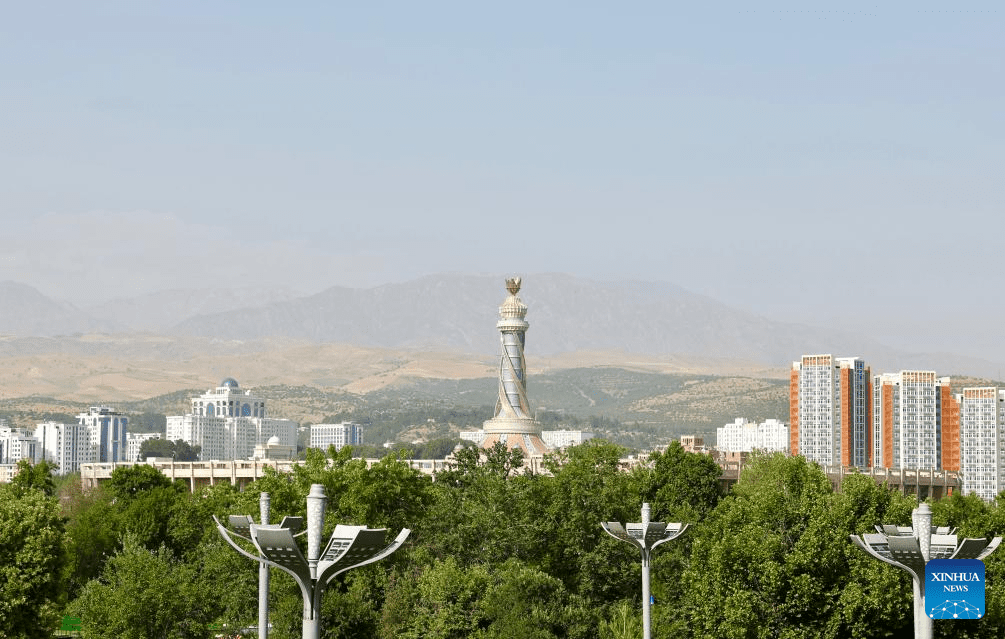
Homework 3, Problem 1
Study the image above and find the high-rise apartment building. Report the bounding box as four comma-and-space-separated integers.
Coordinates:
0, 426, 39, 465
790, 355, 871, 468
310, 422, 363, 452
958, 387, 1005, 500
167, 378, 296, 460
76, 407, 129, 463
34, 421, 90, 474
870, 372, 957, 471
941, 381, 961, 472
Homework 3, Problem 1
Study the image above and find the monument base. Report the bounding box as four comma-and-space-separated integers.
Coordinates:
482, 416, 549, 455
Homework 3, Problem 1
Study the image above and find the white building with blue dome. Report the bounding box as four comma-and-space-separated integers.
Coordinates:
166, 378, 297, 460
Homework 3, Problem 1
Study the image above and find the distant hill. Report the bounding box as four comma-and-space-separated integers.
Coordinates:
171, 273, 502, 351
169, 273, 999, 375
83, 286, 306, 332
0, 281, 114, 336
0, 274, 999, 380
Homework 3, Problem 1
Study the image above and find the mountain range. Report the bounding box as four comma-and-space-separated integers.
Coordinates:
0, 274, 999, 388
0, 281, 116, 336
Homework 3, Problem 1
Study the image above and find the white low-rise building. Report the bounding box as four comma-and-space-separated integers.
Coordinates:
253, 436, 295, 460
459, 430, 487, 446
461, 428, 591, 451
541, 430, 595, 449
310, 422, 363, 451
716, 418, 789, 453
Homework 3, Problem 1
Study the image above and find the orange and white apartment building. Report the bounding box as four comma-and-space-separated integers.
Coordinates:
790, 355, 961, 474
786, 354, 1005, 498
870, 371, 958, 473
790, 355, 872, 469
791, 355, 1005, 499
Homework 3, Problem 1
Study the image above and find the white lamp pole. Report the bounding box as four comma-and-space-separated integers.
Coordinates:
602, 503, 688, 639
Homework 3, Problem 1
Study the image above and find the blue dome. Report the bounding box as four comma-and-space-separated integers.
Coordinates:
220, 377, 240, 389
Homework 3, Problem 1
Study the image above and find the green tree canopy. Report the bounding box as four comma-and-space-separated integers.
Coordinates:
108, 464, 177, 500
0, 483, 65, 638
137, 439, 201, 462
137, 437, 174, 460
71, 534, 214, 639
667, 453, 917, 639
41, 431, 1005, 639
381, 557, 594, 639
632, 441, 722, 523
107, 465, 199, 556
10, 459, 56, 497
172, 440, 201, 462
59, 478, 120, 599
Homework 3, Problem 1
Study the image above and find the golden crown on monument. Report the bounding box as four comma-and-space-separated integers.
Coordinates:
505, 277, 522, 295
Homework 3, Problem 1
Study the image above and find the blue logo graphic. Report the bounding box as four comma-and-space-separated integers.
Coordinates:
926, 559, 985, 619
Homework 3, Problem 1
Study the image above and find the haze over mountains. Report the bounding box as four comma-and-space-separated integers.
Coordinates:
83, 286, 308, 332
0, 281, 116, 336
0, 274, 998, 382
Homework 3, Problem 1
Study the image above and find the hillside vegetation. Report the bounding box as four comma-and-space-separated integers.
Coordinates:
1, 367, 788, 449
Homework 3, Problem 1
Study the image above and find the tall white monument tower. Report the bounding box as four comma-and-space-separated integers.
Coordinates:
481, 277, 549, 456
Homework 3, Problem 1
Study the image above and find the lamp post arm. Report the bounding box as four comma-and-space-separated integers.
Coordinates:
978, 537, 1002, 560
317, 529, 412, 587
952, 536, 1002, 560
650, 525, 689, 552
215, 516, 266, 564
600, 523, 643, 553
357, 529, 411, 569
266, 559, 315, 612
370, 529, 411, 562
849, 535, 922, 582
312, 529, 410, 614
218, 517, 315, 612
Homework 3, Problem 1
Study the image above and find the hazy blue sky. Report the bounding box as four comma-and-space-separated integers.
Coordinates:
2, 2, 1002, 358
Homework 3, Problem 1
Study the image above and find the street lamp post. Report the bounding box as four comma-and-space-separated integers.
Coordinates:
850, 502, 1001, 639
258, 493, 271, 639
216, 492, 303, 639
602, 503, 688, 639
216, 484, 410, 639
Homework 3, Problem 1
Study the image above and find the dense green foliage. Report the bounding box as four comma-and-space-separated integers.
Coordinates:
70, 534, 214, 639
7, 448, 1005, 637
0, 473, 65, 639
136, 438, 202, 461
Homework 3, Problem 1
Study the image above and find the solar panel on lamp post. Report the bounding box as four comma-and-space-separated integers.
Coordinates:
216, 484, 410, 639
850, 502, 1001, 639
601, 503, 688, 639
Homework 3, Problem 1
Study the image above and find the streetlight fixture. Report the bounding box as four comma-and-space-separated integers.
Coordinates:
215, 492, 303, 639
216, 484, 410, 639
602, 503, 688, 639
850, 502, 1001, 639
